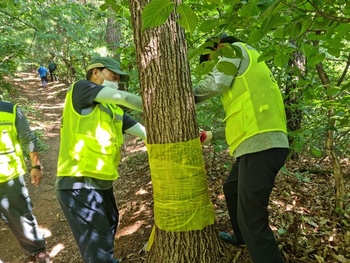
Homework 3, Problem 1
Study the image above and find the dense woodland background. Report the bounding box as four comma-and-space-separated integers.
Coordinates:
1, 0, 350, 262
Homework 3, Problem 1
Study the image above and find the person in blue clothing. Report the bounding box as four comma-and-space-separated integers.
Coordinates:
194, 34, 289, 263
37, 64, 48, 88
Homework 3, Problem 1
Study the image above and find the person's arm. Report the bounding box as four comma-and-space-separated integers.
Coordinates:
193, 57, 239, 103
15, 107, 43, 186
125, 123, 146, 140
122, 113, 146, 140
95, 87, 143, 112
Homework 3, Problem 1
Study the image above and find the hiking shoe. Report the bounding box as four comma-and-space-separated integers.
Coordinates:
219, 232, 245, 247
35, 251, 50, 263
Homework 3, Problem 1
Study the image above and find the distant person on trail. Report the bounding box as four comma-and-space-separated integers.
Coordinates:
194, 34, 289, 263
48, 61, 58, 82
56, 56, 146, 263
0, 100, 51, 263
37, 64, 48, 88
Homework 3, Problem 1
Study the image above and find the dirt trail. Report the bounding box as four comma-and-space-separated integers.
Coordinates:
0, 74, 81, 263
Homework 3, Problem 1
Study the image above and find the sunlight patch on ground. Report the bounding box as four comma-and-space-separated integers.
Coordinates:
136, 187, 148, 195
217, 193, 225, 200
127, 145, 147, 153
38, 226, 52, 238
131, 204, 150, 219
49, 243, 65, 259
116, 220, 145, 237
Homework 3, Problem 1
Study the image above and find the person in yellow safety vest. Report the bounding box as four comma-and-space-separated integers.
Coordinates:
194, 34, 289, 263
0, 100, 50, 263
56, 57, 146, 263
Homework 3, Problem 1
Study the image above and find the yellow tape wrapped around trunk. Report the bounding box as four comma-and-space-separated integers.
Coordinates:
147, 138, 215, 232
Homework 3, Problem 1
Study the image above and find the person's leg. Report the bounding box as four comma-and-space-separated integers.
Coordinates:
0, 176, 47, 256
40, 76, 45, 88
222, 160, 245, 244
237, 148, 288, 263
44, 76, 48, 87
57, 188, 119, 263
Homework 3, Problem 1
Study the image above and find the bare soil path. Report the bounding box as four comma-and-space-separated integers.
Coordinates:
1, 72, 350, 263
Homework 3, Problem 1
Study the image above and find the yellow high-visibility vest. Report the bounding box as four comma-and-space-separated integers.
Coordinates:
0, 102, 26, 182
222, 43, 287, 155
57, 84, 124, 180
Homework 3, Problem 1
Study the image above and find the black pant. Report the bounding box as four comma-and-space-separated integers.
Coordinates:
49, 69, 56, 82
56, 188, 119, 263
223, 148, 288, 263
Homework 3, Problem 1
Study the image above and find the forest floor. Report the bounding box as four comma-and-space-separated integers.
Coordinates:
0, 72, 350, 263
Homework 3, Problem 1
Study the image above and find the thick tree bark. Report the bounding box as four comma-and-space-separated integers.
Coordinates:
128, 0, 230, 262
147, 225, 228, 263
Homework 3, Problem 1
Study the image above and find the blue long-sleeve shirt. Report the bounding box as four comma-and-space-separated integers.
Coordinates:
37, 66, 48, 77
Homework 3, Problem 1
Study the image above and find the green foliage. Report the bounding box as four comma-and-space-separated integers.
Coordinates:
2, 0, 350, 160
177, 4, 198, 35
33, 129, 50, 152
142, 0, 175, 30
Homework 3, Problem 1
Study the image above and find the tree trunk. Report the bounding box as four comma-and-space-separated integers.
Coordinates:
106, 7, 121, 58
315, 62, 345, 210
147, 225, 229, 263
285, 48, 305, 159
128, 0, 230, 262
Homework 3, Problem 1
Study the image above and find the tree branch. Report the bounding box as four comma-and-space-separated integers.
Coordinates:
336, 53, 350, 87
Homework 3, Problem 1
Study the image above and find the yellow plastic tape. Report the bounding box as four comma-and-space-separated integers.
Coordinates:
147, 138, 215, 232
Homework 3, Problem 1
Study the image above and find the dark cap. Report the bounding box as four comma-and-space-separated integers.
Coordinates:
87, 57, 130, 82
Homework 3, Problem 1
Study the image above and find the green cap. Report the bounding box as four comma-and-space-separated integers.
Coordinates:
86, 57, 130, 82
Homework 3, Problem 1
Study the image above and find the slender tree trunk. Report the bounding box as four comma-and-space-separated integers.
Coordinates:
285, 48, 306, 159
106, 7, 121, 58
128, 0, 230, 262
315, 62, 345, 210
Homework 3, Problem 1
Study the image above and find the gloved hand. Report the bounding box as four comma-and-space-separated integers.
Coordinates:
199, 131, 213, 144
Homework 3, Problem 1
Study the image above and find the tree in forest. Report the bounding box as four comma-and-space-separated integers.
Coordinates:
127, 0, 230, 262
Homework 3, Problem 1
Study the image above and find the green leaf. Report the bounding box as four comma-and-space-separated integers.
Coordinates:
217, 61, 238, 76
273, 53, 289, 68
291, 21, 302, 38
99, 3, 109, 11
273, 27, 284, 39
239, 1, 261, 17
198, 19, 220, 33
335, 23, 350, 36
277, 228, 286, 235
196, 60, 215, 75
326, 87, 340, 96
326, 21, 339, 39
307, 53, 325, 67
248, 30, 264, 44
311, 146, 322, 157
258, 50, 275, 62
177, 4, 198, 35
261, 13, 286, 33
142, 0, 175, 31
298, 15, 313, 35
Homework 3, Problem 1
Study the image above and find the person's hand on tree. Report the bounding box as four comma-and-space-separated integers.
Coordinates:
199, 131, 213, 144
